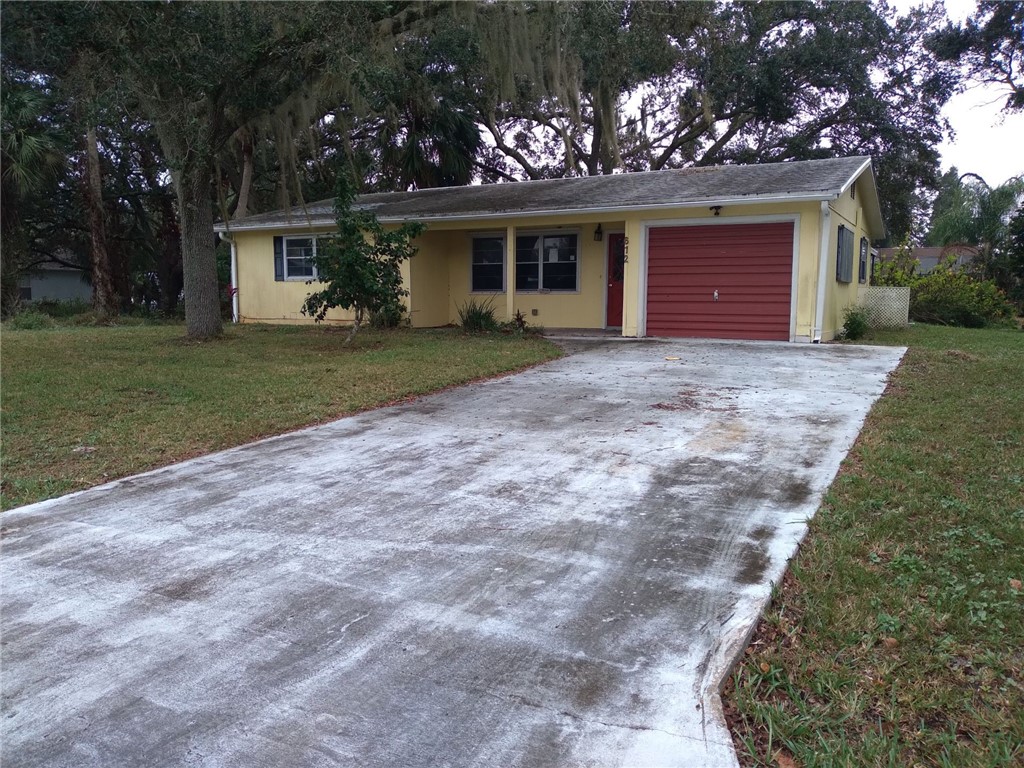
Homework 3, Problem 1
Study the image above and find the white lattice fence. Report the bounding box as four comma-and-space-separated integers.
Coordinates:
865, 286, 910, 328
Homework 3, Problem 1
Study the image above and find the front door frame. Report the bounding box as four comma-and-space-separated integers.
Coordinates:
605, 229, 626, 328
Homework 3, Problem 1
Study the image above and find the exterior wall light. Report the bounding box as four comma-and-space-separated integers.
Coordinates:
594, 223, 604, 241
710, 206, 723, 216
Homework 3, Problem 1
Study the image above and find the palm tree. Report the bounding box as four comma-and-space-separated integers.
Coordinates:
926, 170, 1024, 304
1, 70, 67, 317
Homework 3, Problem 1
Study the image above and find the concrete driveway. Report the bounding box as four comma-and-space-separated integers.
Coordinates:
1, 340, 904, 767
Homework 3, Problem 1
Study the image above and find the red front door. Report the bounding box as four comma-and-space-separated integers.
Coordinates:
606, 232, 625, 327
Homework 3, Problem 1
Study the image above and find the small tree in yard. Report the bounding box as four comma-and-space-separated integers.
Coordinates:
302, 171, 424, 343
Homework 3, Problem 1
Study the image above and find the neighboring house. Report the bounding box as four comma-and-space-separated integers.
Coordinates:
18, 259, 91, 304
214, 155, 884, 342
875, 245, 975, 275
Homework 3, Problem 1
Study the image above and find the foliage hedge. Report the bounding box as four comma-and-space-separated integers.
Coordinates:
875, 248, 1016, 328
909, 269, 1015, 328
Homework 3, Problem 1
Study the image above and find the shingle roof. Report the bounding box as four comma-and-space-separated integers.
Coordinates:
217, 156, 881, 233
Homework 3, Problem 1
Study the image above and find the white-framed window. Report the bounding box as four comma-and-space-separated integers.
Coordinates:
284, 236, 317, 280
471, 234, 505, 292
515, 232, 579, 292
836, 225, 854, 283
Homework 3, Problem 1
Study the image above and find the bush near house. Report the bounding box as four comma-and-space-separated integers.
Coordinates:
840, 305, 870, 340
458, 298, 500, 332
910, 269, 1015, 327
875, 250, 1014, 328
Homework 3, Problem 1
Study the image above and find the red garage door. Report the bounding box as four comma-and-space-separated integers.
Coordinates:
646, 222, 793, 340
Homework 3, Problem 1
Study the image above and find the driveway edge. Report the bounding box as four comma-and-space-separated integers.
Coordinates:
700, 343, 908, 767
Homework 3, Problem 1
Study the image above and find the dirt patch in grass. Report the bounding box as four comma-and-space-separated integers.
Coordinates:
0, 324, 561, 510
725, 325, 1024, 767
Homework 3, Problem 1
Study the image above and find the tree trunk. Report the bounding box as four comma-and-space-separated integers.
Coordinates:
85, 127, 118, 319
105, 198, 134, 311
175, 164, 223, 338
594, 83, 620, 175
234, 134, 254, 221
139, 147, 183, 313
157, 203, 183, 313
344, 307, 364, 345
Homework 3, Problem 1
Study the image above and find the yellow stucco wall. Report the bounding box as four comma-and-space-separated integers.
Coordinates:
821, 180, 873, 340
232, 229, 356, 324
406, 232, 452, 328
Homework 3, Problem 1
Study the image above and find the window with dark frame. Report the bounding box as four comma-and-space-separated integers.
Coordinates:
858, 237, 869, 284
836, 225, 854, 283
284, 237, 317, 279
471, 235, 505, 292
515, 233, 579, 292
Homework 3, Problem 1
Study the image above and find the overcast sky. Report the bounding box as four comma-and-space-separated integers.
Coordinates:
892, 0, 1024, 186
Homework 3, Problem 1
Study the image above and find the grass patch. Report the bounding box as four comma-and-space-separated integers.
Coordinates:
0, 324, 561, 510
726, 324, 1024, 767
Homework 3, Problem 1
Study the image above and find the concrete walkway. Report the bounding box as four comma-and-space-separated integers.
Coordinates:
1, 340, 904, 767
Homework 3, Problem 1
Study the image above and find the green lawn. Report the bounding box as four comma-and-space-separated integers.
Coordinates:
0, 324, 561, 511
726, 325, 1024, 767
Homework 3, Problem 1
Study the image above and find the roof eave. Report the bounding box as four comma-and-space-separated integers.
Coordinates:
214, 191, 839, 232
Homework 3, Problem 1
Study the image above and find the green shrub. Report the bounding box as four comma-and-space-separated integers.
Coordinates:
873, 239, 918, 287
458, 298, 499, 332
368, 299, 406, 329
910, 270, 1014, 328
32, 298, 92, 318
841, 305, 871, 340
499, 309, 532, 335
6, 309, 56, 330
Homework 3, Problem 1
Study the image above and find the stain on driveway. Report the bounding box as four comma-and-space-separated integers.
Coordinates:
1, 340, 904, 767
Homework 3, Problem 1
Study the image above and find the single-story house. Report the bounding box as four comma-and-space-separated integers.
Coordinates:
214, 155, 884, 342
17, 259, 91, 304
875, 245, 974, 275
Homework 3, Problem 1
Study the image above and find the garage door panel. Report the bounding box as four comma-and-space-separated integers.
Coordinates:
648, 277, 789, 290
649, 308, 790, 322
646, 222, 793, 340
648, 295, 789, 308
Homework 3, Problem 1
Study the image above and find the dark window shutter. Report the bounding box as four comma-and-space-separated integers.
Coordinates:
836, 226, 845, 281
859, 237, 869, 283
274, 237, 284, 281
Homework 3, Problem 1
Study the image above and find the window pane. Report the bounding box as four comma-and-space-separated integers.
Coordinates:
516, 235, 540, 290
542, 234, 577, 290
286, 238, 313, 258
287, 258, 315, 278
473, 264, 504, 291
472, 237, 504, 292
542, 234, 577, 263
543, 260, 577, 291
473, 237, 504, 265
285, 238, 315, 278
516, 235, 540, 262
516, 262, 539, 291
